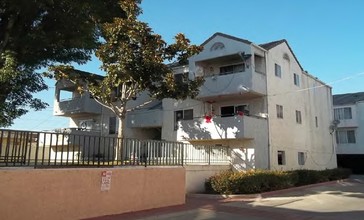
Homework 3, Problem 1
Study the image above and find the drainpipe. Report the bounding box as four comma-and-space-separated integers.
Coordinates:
264, 50, 271, 170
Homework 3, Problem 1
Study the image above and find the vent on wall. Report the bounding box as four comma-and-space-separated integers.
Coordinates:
283, 53, 290, 61
79, 120, 95, 130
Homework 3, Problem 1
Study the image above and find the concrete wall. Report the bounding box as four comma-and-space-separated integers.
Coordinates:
185, 165, 230, 193
0, 167, 185, 220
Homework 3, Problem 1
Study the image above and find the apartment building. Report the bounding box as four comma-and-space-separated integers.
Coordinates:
333, 92, 364, 173
53, 32, 337, 171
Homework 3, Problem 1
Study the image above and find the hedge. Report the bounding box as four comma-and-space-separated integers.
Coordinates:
205, 168, 351, 194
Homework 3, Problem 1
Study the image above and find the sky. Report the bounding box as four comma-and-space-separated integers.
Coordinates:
7, 0, 364, 131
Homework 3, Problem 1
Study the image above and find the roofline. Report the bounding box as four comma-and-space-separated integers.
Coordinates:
302, 70, 332, 89
201, 32, 252, 46
251, 43, 267, 51
263, 39, 304, 71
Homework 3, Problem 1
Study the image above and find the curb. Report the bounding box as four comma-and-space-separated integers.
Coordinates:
187, 193, 261, 201
188, 179, 349, 200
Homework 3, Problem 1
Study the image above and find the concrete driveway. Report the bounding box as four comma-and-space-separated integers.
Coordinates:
90, 176, 364, 220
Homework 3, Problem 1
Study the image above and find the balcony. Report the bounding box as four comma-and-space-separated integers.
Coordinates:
176, 115, 267, 141
192, 52, 267, 101
54, 96, 102, 117
197, 71, 266, 101
127, 109, 163, 128
336, 119, 358, 128
334, 106, 358, 128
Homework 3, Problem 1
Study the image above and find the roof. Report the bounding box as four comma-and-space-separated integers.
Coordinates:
259, 39, 287, 50
259, 39, 303, 71
201, 32, 252, 46
333, 92, 364, 105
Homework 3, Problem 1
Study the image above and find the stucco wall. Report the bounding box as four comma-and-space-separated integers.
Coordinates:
266, 42, 337, 170
0, 167, 185, 220
185, 165, 230, 193
336, 102, 364, 154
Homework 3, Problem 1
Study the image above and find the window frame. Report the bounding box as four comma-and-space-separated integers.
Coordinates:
336, 129, 356, 144
220, 104, 249, 117
275, 63, 282, 78
174, 109, 194, 130
277, 150, 286, 165
174, 72, 189, 83
298, 152, 305, 165
334, 107, 352, 120
293, 73, 300, 86
315, 116, 318, 128
109, 117, 117, 135
276, 105, 283, 119
296, 110, 302, 124
219, 63, 245, 75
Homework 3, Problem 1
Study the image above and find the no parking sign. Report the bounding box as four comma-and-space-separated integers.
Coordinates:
101, 171, 112, 191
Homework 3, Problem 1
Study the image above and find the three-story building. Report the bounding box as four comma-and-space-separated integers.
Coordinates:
334, 92, 364, 173
53, 33, 337, 171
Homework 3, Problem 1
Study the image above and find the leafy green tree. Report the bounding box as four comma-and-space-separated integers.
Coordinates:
53, 0, 203, 138
0, 0, 125, 127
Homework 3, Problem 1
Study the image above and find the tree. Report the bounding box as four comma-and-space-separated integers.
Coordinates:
0, 0, 126, 127
53, 0, 203, 138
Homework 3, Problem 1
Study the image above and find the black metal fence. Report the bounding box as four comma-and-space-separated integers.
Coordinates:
0, 129, 229, 168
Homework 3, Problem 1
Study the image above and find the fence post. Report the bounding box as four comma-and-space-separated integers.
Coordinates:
208, 145, 211, 165
181, 143, 184, 166
34, 132, 40, 168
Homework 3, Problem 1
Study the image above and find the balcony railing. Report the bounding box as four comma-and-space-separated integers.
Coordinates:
177, 115, 267, 141
197, 71, 266, 101
53, 96, 102, 116
127, 109, 163, 128
0, 129, 230, 168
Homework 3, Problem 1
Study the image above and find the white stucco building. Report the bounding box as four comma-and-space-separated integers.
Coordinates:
333, 92, 364, 173
53, 32, 337, 171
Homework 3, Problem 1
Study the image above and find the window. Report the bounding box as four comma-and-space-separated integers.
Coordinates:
174, 72, 188, 83
219, 63, 245, 75
58, 89, 73, 101
221, 105, 249, 117
183, 109, 193, 120
254, 55, 265, 73
294, 73, 300, 86
275, 63, 281, 78
109, 117, 117, 134
336, 130, 356, 144
276, 105, 283, 119
298, 152, 305, 165
334, 107, 352, 120
315, 116, 318, 128
278, 151, 285, 165
174, 109, 193, 130
296, 110, 302, 124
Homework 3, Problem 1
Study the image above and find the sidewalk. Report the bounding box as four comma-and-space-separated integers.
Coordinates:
87, 178, 364, 220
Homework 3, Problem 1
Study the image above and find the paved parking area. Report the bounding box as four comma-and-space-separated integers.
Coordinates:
89, 176, 364, 220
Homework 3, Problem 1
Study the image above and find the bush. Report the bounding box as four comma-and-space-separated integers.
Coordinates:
206, 170, 234, 194
205, 169, 296, 194
205, 168, 351, 195
324, 168, 352, 181
289, 169, 329, 186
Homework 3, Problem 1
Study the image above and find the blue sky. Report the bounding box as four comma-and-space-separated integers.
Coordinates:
8, 0, 364, 131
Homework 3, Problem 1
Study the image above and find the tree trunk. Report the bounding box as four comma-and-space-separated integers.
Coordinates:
116, 116, 125, 163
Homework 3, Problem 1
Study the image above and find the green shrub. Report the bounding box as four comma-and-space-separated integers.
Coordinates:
289, 169, 329, 186
205, 170, 234, 194
205, 169, 296, 194
325, 168, 352, 180
205, 168, 351, 195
